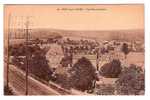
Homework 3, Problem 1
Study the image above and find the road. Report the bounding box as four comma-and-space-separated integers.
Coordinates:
7, 65, 61, 95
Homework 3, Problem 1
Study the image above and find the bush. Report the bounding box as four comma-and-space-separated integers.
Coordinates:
69, 57, 97, 91
100, 59, 122, 78
121, 43, 130, 59
4, 86, 13, 95
52, 66, 71, 89
29, 49, 53, 82
115, 64, 144, 95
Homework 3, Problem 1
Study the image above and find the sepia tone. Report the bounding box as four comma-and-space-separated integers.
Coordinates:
4, 4, 144, 95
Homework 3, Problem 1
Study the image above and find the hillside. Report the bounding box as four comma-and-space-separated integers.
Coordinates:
9, 28, 144, 42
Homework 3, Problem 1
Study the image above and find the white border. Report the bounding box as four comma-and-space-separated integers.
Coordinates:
0, 0, 147, 4
0, 0, 150, 99
0, 3, 3, 96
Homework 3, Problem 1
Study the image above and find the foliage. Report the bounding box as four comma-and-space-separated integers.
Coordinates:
100, 59, 122, 78
4, 86, 13, 95
9, 44, 40, 56
69, 57, 97, 91
29, 49, 53, 82
121, 43, 130, 59
115, 64, 144, 95
52, 65, 71, 89
11, 44, 53, 82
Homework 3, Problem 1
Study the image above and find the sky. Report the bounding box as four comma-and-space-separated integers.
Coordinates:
4, 4, 144, 30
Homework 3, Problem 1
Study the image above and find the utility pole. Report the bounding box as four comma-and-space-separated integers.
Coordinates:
96, 51, 99, 71
92, 49, 100, 90
25, 16, 30, 95
6, 13, 11, 89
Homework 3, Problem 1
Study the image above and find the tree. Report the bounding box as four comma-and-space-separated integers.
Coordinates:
100, 59, 122, 78
115, 64, 144, 95
69, 57, 98, 91
121, 43, 130, 59
11, 44, 53, 82
29, 49, 53, 82
53, 67, 71, 89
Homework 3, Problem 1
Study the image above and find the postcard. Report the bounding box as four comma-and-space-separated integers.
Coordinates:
4, 4, 144, 95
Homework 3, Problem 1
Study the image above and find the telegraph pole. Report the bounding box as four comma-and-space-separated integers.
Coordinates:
6, 13, 11, 88
25, 16, 30, 95
91, 49, 100, 90
96, 51, 99, 71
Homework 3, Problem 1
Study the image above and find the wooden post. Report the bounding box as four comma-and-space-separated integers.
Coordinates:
92, 51, 100, 90
6, 13, 11, 88
25, 17, 30, 95
96, 51, 99, 71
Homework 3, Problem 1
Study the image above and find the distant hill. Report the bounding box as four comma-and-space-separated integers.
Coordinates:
9, 28, 144, 42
